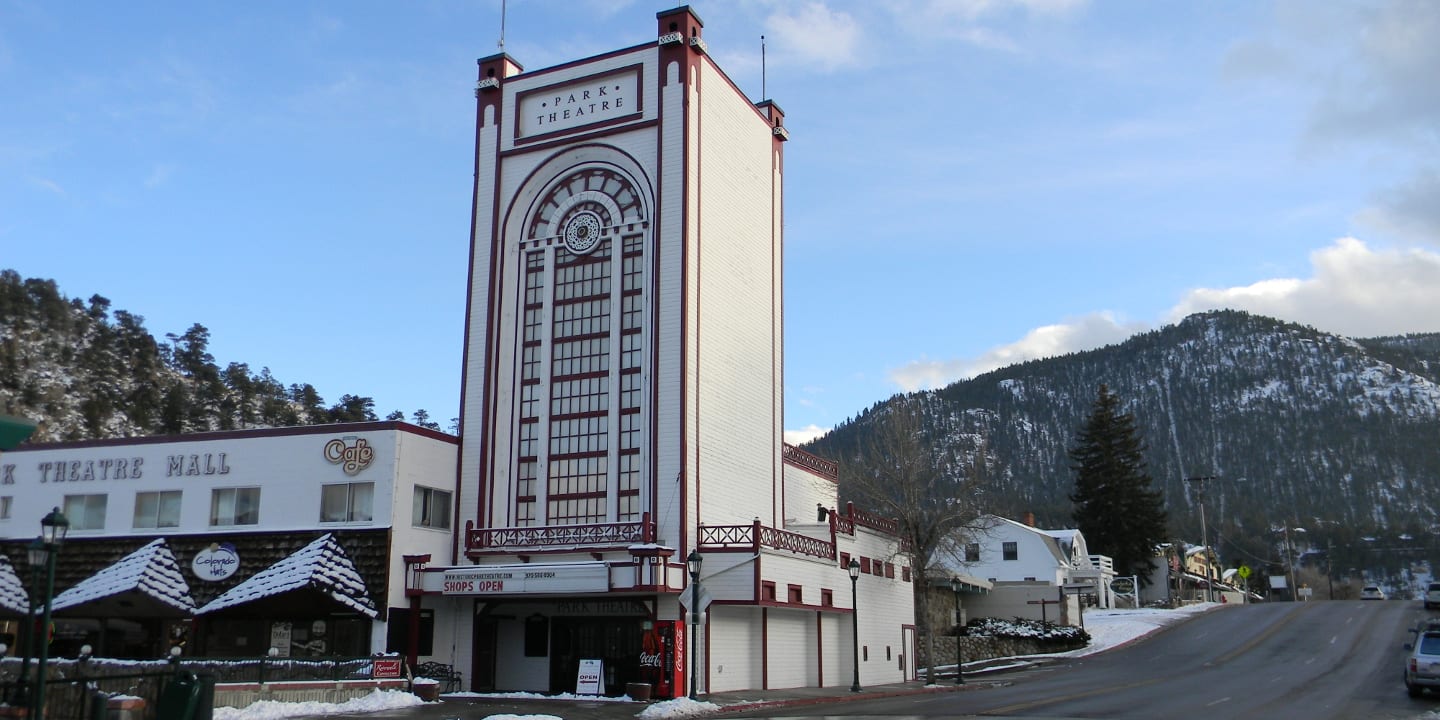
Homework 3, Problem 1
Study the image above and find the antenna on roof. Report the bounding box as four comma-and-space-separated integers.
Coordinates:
761, 35, 767, 100
498, 0, 507, 50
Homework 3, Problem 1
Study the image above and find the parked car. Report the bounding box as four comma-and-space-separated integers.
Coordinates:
1425, 582, 1440, 610
1406, 630, 1440, 696
1361, 585, 1386, 600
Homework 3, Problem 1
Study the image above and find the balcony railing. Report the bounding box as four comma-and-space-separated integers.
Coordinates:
699, 521, 835, 560
465, 513, 655, 553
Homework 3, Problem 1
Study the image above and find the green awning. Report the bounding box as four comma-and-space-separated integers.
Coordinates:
0, 415, 38, 451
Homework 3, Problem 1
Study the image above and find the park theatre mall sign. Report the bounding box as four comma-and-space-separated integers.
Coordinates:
441, 562, 609, 595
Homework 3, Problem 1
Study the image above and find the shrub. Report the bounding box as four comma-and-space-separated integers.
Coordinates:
962, 617, 1090, 646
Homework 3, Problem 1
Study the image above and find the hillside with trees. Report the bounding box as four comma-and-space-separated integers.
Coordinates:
0, 271, 449, 441
807, 310, 1440, 583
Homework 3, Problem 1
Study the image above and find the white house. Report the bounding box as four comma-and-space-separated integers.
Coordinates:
943, 514, 1114, 624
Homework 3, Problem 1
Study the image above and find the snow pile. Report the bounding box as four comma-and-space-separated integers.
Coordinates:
636, 697, 722, 719
212, 689, 421, 720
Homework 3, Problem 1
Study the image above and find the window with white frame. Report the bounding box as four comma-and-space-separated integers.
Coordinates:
133, 490, 182, 529
63, 494, 108, 531
1002, 541, 1018, 561
413, 486, 451, 529
321, 482, 374, 523
210, 487, 260, 526
965, 543, 980, 562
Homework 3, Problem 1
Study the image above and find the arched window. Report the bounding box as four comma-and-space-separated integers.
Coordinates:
513, 167, 648, 527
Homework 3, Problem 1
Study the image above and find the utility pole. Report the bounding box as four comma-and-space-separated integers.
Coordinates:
1184, 476, 1218, 602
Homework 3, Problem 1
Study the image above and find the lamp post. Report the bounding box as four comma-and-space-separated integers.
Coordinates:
30, 507, 70, 720
950, 577, 964, 685
848, 558, 861, 693
686, 550, 702, 700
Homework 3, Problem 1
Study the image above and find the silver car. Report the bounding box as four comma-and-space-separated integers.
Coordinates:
1405, 630, 1440, 697
1425, 582, 1440, 610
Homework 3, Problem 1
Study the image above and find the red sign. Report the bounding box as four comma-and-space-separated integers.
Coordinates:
373, 658, 403, 678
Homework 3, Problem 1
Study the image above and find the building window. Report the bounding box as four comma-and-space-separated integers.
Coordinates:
0, 496, 10, 520
63, 494, 108, 531
133, 491, 182, 529
385, 608, 435, 655
788, 584, 803, 603
210, 487, 260, 526
321, 482, 375, 523
839, 552, 851, 569
1002, 541, 1018, 561
762, 581, 777, 601
821, 589, 834, 606
413, 486, 452, 529
965, 543, 980, 562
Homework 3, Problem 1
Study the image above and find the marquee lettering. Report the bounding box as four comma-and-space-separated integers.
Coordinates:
37, 457, 144, 482
166, 453, 230, 477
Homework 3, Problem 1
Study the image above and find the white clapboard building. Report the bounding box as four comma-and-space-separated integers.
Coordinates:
403, 5, 914, 698
0, 422, 457, 660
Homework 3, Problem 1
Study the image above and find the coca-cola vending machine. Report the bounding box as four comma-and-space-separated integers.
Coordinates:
641, 621, 685, 698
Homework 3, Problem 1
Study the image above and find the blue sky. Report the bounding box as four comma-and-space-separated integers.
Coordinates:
3, 1, 1438, 443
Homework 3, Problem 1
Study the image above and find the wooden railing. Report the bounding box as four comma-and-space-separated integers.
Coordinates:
699, 521, 835, 560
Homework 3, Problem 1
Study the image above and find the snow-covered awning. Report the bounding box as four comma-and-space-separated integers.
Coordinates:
51, 538, 195, 617
195, 534, 377, 618
0, 555, 30, 615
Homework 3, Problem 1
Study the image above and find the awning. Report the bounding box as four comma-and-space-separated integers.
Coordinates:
933, 572, 993, 594
51, 539, 195, 617
195, 533, 377, 618
0, 555, 29, 615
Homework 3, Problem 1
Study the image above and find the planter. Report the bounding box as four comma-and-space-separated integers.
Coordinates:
624, 683, 652, 702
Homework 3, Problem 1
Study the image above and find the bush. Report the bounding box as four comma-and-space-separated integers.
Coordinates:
962, 617, 1090, 646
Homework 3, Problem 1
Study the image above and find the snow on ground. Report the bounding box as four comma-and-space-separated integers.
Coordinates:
212, 689, 422, 720
1059, 602, 1222, 657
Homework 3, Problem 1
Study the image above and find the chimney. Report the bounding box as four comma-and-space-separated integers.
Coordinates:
1024, 512, 1036, 527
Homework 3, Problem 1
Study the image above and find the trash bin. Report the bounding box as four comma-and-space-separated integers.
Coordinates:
157, 672, 202, 720
624, 683, 653, 701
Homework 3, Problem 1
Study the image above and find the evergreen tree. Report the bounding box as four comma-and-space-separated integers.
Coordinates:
1069, 384, 1168, 585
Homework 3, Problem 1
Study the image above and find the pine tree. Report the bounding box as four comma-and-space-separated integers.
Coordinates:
1069, 384, 1168, 585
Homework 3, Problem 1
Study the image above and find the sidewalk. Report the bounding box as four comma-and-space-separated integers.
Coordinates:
320, 661, 1044, 720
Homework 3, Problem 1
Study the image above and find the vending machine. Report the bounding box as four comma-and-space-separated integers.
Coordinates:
641, 621, 686, 698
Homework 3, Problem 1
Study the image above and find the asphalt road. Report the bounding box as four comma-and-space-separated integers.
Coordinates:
723, 600, 1440, 719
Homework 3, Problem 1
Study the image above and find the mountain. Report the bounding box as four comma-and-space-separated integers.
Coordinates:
0, 271, 446, 441
805, 310, 1440, 577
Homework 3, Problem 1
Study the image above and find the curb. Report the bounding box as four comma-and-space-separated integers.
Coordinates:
714, 683, 967, 714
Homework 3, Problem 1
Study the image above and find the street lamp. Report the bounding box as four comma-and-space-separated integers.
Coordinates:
30, 507, 70, 720
686, 550, 702, 700
848, 558, 862, 693
950, 577, 964, 685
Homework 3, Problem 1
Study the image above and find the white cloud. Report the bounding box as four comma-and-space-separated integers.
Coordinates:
888, 311, 1144, 392
763, 2, 862, 71
1356, 169, 1440, 245
1168, 237, 1440, 337
29, 177, 65, 195
784, 424, 831, 446
144, 163, 176, 189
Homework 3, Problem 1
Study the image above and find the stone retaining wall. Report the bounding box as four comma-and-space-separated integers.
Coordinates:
917, 635, 1087, 667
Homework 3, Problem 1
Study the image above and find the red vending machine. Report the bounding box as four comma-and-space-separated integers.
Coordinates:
641, 621, 686, 698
